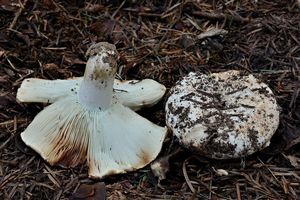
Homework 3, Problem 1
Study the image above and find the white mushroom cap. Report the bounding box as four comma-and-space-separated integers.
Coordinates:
19, 42, 167, 178
16, 78, 166, 111
165, 70, 280, 159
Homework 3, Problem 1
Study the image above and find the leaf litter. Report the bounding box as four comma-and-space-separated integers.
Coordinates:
0, 0, 299, 199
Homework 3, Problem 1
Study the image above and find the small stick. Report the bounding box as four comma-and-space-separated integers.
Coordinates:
183, 159, 196, 193
112, 0, 126, 18
191, 11, 250, 23
9, 0, 28, 30
0, 118, 27, 127
236, 183, 242, 200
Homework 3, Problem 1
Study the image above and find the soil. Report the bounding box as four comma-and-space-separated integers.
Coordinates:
0, 0, 300, 199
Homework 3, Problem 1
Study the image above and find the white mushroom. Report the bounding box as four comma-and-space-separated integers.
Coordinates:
19, 42, 167, 178
165, 70, 280, 159
17, 76, 166, 111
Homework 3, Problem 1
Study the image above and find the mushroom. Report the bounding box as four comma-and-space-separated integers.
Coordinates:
165, 70, 280, 159
19, 42, 167, 178
17, 75, 166, 111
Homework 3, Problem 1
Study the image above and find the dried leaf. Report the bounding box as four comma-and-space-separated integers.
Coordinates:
281, 177, 290, 194
286, 155, 300, 168
0, 50, 5, 58
43, 63, 59, 71
41, 0, 55, 9
89, 19, 116, 40
69, 182, 106, 200
107, 190, 126, 200
179, 35, 195, 49
0, 0, 19, 12
0, 75, 9, 83
84, 4, 105, 13
111, 24, 127, 44
43, 63, 73, 77
63, 56, 86, 66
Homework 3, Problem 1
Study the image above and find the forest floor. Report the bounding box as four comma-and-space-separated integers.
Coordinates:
0, 0, 300, 199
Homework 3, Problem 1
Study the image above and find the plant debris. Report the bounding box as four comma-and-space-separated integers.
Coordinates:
0, 0, 299, 199
69, 182, 106, 200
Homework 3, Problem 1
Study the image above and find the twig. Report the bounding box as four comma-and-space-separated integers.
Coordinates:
153, 22, 176, 55
0, 118, 28, 127
191, 11, 250, 23
197, 28, 228, 40
0, 136, 13, 151
9, 0, 28, 30
43, 165, 62, 188
183, 159, 196, 193
112, 0, 126, 18
236, 183, 241, 200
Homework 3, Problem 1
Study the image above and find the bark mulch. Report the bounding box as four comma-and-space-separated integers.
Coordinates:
0, 0, 299, 199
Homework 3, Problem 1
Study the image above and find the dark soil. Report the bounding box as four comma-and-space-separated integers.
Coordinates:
1, 0, 300, 199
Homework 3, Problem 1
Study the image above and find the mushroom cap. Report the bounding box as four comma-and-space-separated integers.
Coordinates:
16, 77, 166, 111
165, 70, 280, 159
21, 95, 167, 178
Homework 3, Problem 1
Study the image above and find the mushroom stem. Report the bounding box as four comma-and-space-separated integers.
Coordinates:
78, 43, 118, 111
79, 76, 115, 111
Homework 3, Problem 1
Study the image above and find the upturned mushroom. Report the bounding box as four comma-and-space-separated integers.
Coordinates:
18, 42, 167, 178
17, 73, 166, 111
165, 70, 280, 159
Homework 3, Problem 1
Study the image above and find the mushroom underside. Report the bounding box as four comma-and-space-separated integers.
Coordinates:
17, 78, 166, 111
21, 96, 167, 178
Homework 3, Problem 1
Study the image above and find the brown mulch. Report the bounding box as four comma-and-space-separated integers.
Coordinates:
1, 0, 300, 199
